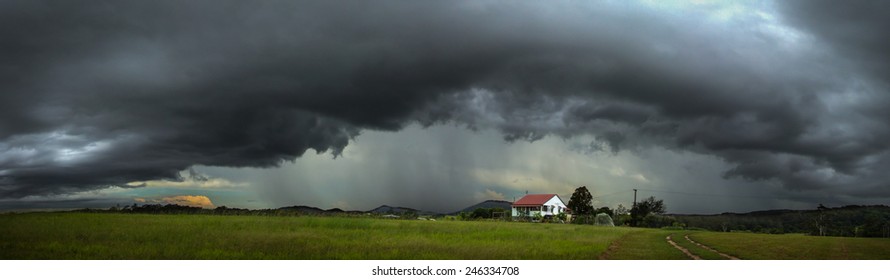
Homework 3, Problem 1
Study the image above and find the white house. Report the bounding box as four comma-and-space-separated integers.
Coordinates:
511, 194, 569, 219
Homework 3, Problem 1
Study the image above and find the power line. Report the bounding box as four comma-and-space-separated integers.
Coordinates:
634, 188, 797, 200
595, 190, 633, 198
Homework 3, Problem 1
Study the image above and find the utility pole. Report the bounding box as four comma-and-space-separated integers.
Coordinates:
633, 189, 638, 208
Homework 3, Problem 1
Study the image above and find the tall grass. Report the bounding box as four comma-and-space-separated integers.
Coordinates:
1, 213, 626, 259
689, 231, 890, 259
7, 213, 890, 259
600, 229, 690, 259
671, 232, 727, 260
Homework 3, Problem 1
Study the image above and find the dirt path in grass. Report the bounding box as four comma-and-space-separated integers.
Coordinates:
598, 233, 627, 260
666, 234, 701, 260
684, 234, 740, 260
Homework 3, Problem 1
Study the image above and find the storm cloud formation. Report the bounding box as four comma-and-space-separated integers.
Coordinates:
2, 1, 890, 205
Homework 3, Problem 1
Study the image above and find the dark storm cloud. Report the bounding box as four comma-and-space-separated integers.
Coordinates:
0, 197, 133, 211
778, 0, 890, 80
2, 0, 890, 203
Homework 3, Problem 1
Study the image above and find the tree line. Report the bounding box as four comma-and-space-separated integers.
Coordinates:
567, 186, 674, 227
85, 204, 364, 216
565, 186, 890, 237
672, 205, 890, 237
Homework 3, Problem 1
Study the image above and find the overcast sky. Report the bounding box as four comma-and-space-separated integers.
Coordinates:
2, 0, 890, 214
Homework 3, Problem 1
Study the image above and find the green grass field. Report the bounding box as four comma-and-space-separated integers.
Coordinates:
0, 213, 632, 259
599, 230, 689, 259
671, 232, 730, 260
688, 232, 890, 259
2, 212, 890, 259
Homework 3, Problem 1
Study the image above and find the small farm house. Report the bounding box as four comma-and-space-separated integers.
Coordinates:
511, 194, 568, 219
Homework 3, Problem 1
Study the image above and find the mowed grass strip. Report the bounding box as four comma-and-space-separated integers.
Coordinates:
688, 232, 890, 260
600, 230, 690, 259
671, 232, 727, 260
1, 213, 629, 259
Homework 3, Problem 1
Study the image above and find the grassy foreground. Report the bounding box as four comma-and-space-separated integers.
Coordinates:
1, 213, 635, 259
599, 230, 689, 259
4, 213, 890, 259
688, 231, 890, 259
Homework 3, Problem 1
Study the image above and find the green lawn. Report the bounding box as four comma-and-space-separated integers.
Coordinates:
688, 231, 890, 259
0, 213, 628, 259
600, 229, 690, 259
671, 232, 728, 260
4, 213, 890, 259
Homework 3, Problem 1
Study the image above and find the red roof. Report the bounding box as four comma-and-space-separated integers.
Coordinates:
513, 194, 559, 206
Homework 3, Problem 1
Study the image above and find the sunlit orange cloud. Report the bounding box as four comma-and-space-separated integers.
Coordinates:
133, 195, 215, 208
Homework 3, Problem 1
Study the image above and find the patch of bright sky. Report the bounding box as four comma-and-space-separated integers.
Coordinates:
639, 0, 808, 46
3, 124, 855, 213
193, 123, 795, 213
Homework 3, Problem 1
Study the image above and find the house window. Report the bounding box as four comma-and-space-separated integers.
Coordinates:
542, 206, 548, 212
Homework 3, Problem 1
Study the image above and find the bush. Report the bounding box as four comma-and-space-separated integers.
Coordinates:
594, 213, 615, 226
472, 208, 492, 219
641, 214, 677, 228
613, 214, 631, 226
572, 214, 594, 225
556, 212, 567, 223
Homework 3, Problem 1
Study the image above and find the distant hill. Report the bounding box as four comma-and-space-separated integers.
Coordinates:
278, 205, 370, 215
326, 208, 364, 215
367, 205, 438, 216
451, 200, 512, 214
276, 204, 438, 216
278, 205, 326, 214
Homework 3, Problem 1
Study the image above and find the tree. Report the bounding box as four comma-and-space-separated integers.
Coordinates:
471, 208, 491, 219
636, 196, 666, 214
630, 196, 666, 227
458, 211, 472, 221
596, 207, 614, 217
567, 186, 594, 215
612, 204, 630, 226
614, 204, 628, 216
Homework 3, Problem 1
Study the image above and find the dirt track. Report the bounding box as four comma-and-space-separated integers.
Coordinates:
684, 234, 740, 260
666, 235, 701, 260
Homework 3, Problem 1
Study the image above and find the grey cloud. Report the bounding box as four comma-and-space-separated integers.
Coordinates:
2, 0, 890, 206
0, 197, 133, 211
778, 0, 890, 80
567, 102, 655, 126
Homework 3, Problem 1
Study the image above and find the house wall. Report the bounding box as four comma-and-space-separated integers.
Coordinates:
511, 206, 543, 217
542, 195, 568, 216
511, 195, 568, 218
